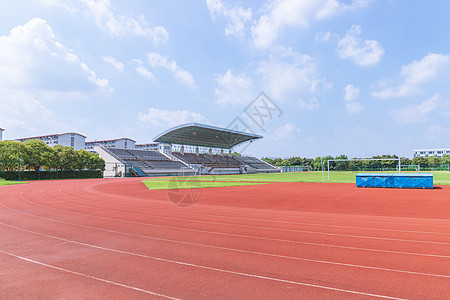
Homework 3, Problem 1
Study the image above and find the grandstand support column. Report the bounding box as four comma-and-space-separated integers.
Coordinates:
181, 145, 184, 155
209, 148, 212, 156
229, 149, 232, 155
195, 147, 199, 155
220, 149, 224, 156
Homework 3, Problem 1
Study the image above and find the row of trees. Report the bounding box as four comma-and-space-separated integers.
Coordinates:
262, 154, 450, 170
0, 139, 105, 171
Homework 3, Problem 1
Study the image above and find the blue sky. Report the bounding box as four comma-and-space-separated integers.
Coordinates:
1, 0, 450, 158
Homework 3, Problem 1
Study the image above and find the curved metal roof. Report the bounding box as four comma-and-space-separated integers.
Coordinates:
154, 123, 262, 149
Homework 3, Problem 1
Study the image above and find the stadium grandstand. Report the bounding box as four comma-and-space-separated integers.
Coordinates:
97, 123, 279, 177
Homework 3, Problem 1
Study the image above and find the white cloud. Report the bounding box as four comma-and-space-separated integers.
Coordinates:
136, 66, 154, 79
315, 31, 336, 43
0, 88, 55, 131
297, 98, 319, 110
130, 59, 154, 79
252, 0, 372, 48
270, 123, 302, 140
39, 0, 169, 43
344, 84, 360, 102
337, 25, 384, 66
0, 18, 112, 131
390, 94, 448, 123
206, 0, 252, 38
373, 53, 450, 98
214, 69, 252, 107
138, 108, 210, 128
146, 52, 196, 89
346, 101, 364, 114
102, 56, 124, 71
257, 47, 330, 106
426, 124, 450, 138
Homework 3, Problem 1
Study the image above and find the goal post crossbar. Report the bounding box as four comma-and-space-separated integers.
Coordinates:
327, 158, 401, 181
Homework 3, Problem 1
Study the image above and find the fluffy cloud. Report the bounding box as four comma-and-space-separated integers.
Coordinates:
373, 53, 450, 98
344, 84, 360, 102
214, 69, 253, 107
146, 53, 196, 89
346, 101, 364, 115
297, 98, 319, 110
0, 18, 113, 131
390, 94, 449, 123
102, 56, 124, 71
426, 124, 450, 138
39, 0, 169, 43
269, 123, 302, 141
252, 0, 372, 48
138, 108, 210, 128
343, 84, 363, 114
337, 25, 384, 66
206, 0, 252, 38
257, 47, 329, 109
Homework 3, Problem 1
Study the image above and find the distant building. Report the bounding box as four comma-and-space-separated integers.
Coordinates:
135, 143, 159, 151
413, 148, 450, 158
0, 128, 4, 141
13, 133, 86, 150
85, 138, 136, 152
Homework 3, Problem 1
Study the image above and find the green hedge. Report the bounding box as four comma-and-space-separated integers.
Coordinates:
0, 170, 103, 181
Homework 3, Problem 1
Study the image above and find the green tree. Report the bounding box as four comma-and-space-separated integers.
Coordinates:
0, 141, 25, 171
22, 139, 52, 171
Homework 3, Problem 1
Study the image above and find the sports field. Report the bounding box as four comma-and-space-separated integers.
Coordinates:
143, 171, 450, 189
0, 179, 26, 186
1, 176, 450, 299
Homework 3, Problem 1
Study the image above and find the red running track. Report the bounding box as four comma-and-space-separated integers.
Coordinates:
1, 178, 450, 299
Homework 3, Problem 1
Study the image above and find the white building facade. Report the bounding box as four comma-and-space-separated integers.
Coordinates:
0, 128, 4, 141
413, 148, 450, 157
85, 138, 136, 152
135, 143, 159, 151
14, 133, 86, 150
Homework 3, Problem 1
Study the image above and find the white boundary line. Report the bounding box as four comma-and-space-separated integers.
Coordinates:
0, 224, 405, 300
42, 190, 450, 246
0, 250, 180, 300
1, 220, 449, 279
67, 186, 450, 236
74, 181, 450, 228
10, 193, 450, 259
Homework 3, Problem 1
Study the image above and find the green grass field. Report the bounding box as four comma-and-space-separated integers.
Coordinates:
143, 171, 450, 190
0, 179, 26, 186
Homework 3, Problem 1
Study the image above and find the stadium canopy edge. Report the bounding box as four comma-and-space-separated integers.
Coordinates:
153, 123, 262, 149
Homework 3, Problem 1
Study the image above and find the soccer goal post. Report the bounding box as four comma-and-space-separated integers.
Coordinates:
327, 157, 401, 181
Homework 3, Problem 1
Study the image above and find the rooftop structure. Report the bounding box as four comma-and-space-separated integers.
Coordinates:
13, 132, 86, 150
413, 148, 450, 158
154, 123, 262, 150
85, 138, 136, 151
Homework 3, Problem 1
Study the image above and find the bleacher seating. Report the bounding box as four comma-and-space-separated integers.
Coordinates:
173, 152, 241, 168
108, 148, 186, 175
236, 156, 278, 170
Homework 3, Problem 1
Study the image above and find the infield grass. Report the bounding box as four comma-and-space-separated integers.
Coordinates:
0, 179, 26, 186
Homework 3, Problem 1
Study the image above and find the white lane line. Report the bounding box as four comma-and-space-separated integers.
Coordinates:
10, 195, 450, 259
74, 184, 450, 229
0, 225, 405, 300
37, 190, 450, 246
77, 180, 450, 227
1, 220, 450, 279
0, 250, 180, 300
70, 186, 450, 236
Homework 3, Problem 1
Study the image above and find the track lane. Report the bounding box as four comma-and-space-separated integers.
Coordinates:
1, 178, 450, 299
